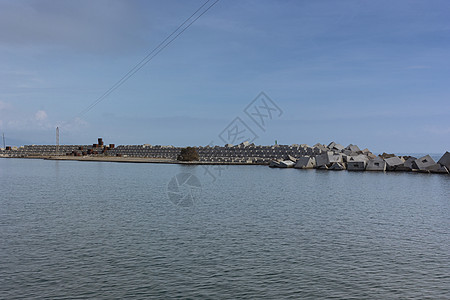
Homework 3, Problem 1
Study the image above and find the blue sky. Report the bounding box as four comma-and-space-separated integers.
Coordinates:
0, 0, 449, 153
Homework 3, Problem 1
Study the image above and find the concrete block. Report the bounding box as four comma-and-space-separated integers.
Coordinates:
366, 158, 386, 171
333, 144, 345, 152
347, 161, 367, 171
395, 156, 417, 171
329, 153, 343, 163
287, 155, 297, 162
384, 156, 404, 171
361, 148, 371, 154
347, 154, 369, 162
315, 153, 328, 167
279, 160, 295, 168
414, 155, 436, 171
315, 151, 342, 167
328, 142, 345, 152
428, 164, 449, 174
313, 143, 328, 152
438, 152, 450, 169
367, 153, 377, 159
342, 149, 353, 156
329, 162, 346, 170
346, 144, 361, 153
380, 153, 396, 159
269, 160, 282, 168
294, 156, 316, 169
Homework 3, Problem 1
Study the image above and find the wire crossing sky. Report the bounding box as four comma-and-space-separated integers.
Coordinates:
71, 0, 220, 122
0, 0, 449, 153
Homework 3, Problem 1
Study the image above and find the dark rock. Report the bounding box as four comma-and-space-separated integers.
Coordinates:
380, 152, 396, 159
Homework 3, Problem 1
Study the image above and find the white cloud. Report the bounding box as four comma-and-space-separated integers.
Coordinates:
57, 117, 89, 133
5, 110, 52, 131
35, 110, 48, 121
0, 100, 12, 111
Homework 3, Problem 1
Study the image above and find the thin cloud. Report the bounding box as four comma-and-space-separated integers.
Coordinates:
35, 110, 48, 121
0, 100, 12, 111
406, 65, 432, 69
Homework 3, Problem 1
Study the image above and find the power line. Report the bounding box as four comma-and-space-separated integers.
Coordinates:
68, 0, 220, 123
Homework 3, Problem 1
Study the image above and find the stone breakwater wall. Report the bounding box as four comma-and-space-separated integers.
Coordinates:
1, 141, 449, 174
268, 142, 450, 175
0, 142, 323, 163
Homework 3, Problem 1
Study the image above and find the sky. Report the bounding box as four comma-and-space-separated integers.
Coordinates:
0, 0, 449, 154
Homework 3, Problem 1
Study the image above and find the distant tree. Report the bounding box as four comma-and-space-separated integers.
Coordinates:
177, 147, 199, 161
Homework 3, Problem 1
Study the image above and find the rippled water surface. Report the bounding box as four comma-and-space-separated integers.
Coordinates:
1, 158, 449, 299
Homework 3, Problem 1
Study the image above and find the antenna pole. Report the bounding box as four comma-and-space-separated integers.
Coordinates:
56, 127, 59, 155
2, 132, 5, 149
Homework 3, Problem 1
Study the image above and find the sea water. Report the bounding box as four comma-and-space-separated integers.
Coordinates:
1, 158, 449, 299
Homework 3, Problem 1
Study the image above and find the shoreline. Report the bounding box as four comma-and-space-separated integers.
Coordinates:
1, 141, 449, 174
1, 155, 449, 175
0, 155, 260, 165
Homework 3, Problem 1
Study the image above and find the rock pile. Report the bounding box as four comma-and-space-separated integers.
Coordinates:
269, 142, 450, 175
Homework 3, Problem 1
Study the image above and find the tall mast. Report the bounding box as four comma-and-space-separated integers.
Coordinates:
56, 127, 59, 155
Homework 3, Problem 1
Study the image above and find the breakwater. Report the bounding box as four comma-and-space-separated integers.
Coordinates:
1, 140, 449, 174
